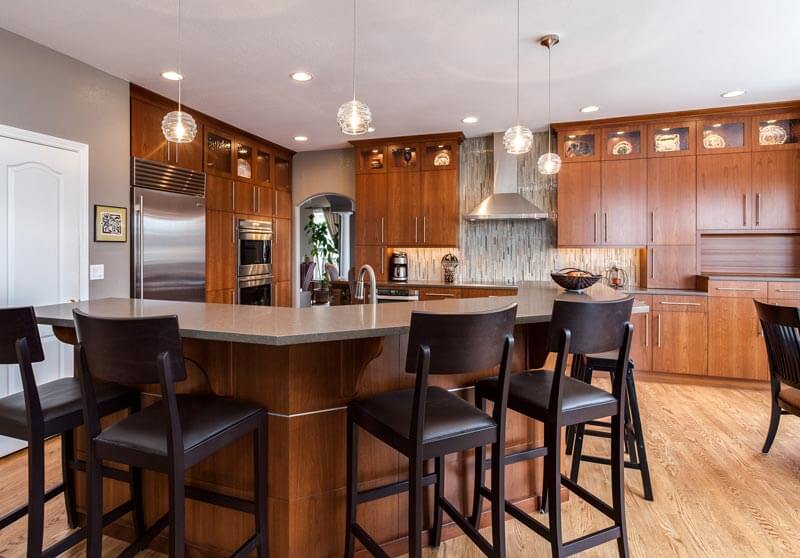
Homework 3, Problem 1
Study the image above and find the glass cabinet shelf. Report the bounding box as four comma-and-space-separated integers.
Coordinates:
604, 128, 642, 158
755, 115, 800, 148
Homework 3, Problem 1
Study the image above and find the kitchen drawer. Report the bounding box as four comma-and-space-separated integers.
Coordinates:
460, 288, 517, 298
768, 281, 800, 301
651, 295, 707, 313
419, 287, 461, 300
707, 280, 768, 298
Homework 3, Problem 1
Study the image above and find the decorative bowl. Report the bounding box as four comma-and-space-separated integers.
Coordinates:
551, 268, 601, 291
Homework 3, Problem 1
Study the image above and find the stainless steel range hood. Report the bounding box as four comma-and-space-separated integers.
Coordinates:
464, 133, 549, 221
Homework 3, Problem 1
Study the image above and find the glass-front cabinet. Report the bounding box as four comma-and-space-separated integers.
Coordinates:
697, 117, 749, 154
255, 146, 272, 185
388, 143, 420, 171
235, 136, 254, 180
752, 113, 800, 151
602, 126, 643, 160
356, 146, 386, 174
421, 141, 457, 171
647, 121, 696, 157
558, 129, 600, 162
205, 127, 234, 176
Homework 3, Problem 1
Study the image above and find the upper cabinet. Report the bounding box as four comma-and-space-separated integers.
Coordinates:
387, 143, 420, 172
130, 95, 203, 171
205, 127, 235, 177
647, 156, 697, 244
558, 129, 600, 162
356, 145, 387, 174
602, 125, 644, 160
421, 141, 458, 171
752, 112, 800, 151
235, 136, 255, 181
697, 153, 752, 230
255, 146, 272, 186
697, 116, 749, 154
647, 121, 696, 157
274, 151, 292, 190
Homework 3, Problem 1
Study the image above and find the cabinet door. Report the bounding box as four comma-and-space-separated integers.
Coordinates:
651, 311, 707, 375
205, 210, 236, 292
275, 152, 292, 190
647, 157, 696, 244
235, 136, 255, 182
421, 170, 458, 246
629, 311, 651, 372
697, 117, 749, 155
751, 150, 800, 230
273, 217, 291, 281
234, 182, 257, 215
558, 130, 600, 162
697, 153, 752, 230
419, 287, 461, 300
131, 97, 168, 164
273, 281, 292, 307
601, 159, 647, 245
255, 185, 274, 217
354, 245, 387, 280
173, 121, 204, 171
274, 189, 292, 219
387, 172, 422, 245
708, 298, 769, 380
355, 174, 388, 245
421, 142, 458, 171
255, 146, 273, 186
206, 289, 235, 304
644, 245, 697, 289
557, 161, 601, 246
205, 127, 234, 177
647, 121, 696, 158
206, 175, 234, 212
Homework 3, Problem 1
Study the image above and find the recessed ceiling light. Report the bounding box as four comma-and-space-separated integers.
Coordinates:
580, 105, 600, 113
721, 90, 745, 98
461, 116, 479, 124
290, 71, 313, 82
161, 71, 183, 81
293, 136, 308, 142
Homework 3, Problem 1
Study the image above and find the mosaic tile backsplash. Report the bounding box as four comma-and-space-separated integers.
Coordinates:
399, 134, 641, 285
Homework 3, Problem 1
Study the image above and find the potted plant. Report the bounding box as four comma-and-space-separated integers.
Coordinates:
304, 213, 339, 304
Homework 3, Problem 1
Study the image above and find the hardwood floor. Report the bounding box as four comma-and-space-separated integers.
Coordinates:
0, 380, 798, 557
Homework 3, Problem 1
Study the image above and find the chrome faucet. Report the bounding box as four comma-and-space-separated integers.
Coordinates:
354, 264, 378, 304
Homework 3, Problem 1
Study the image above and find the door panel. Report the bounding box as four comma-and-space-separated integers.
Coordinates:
557, 162, 601, 246
601, 159, 647, 245
651, 311, 707, 375
697, 153, 752, 230
206, 210, 236, 292
387, 172, 422, 245
355, 174, 387, 245
644, 245, 697, 289
751, 150, 800, 229
647, 157, 696, 244
421, 170, 458, 246
708, 298, 769, 380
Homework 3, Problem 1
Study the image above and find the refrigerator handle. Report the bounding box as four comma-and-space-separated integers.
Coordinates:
138, 194, 144, 299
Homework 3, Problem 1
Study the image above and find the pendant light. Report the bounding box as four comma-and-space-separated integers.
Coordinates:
337, 0, 372, 135
537, 34, 561, 175
162, 0, 197, 144
503, 0, 533, 155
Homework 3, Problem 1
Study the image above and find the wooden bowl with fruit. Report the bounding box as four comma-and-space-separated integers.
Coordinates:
550, 268, 601, 292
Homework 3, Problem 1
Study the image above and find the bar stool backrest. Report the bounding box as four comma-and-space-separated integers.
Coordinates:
0, 306, 44, 365
547, 297, 634, 355
73, 310, 187, 385
755, 300, 800, 391
404, 304, 518, 375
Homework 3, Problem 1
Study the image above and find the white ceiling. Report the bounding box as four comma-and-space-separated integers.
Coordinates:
1, 0, 799, 151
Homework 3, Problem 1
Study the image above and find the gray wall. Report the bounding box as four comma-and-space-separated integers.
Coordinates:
0, 28, 130, 298
292, 148, 355, 206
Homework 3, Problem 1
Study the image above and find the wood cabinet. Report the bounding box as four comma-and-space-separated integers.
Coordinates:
647, 157, 696, 244
234, 182, 273, 217
419, 287, 461, 301
205, 126, 235, 177
642, 245, 697, 289
647, 121, 696, 158
355, 174, 387, 245
421, 170, 458, 246
387, 172, 422, 245
751, 150, 800, 230
697, 116, 749, 155
254, 146, 272, 186
206, 175, 234, 212
629, 302, 652, 372
697, 153, 752, 230
751, 112, 800, 152
708, 297, 769, 380
274, 189, 292, 219
130, 96, 203, 171
767, 281, 800, 301
557, 162, 601, 246
273, 217, 291, 281
205, 210, 236, 293
651, 297, 707, 375
602, 125, 644, 160
558, 129, 600, 162
274, 151, 292, 190
354, 245, 388, 281
206, 289, 235, 304
421, 141, 458, 171
601, 159, 647, 245
273, 281, 292, 307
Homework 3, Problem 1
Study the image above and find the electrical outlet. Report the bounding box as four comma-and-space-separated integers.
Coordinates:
90, 264, 104, 281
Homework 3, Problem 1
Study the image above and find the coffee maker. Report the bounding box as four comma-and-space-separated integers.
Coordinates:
390, 252, 408, 282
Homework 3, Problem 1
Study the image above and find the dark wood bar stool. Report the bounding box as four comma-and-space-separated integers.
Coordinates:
73, 310, 268, 558
344, 304, 517, 558
754, 300, 800, 453
472, 297, 634, 558
0, 306, 142, 557
567, 353, 654, 501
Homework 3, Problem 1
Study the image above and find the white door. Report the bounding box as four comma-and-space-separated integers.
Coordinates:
0, 130, 88, 456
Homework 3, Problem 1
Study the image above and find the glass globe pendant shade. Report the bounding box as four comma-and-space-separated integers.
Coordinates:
337, 99, 372, 135
503, 125, 533, 155
162, 110, 198, 143
537, 152, 562, 175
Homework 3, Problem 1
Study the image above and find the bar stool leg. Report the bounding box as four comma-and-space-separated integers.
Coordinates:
489, 440, 506, 558
130, 467, 145, 537
611, 412, 629, 558
408, 456, 423, 558
255, 419, 268, 558
565, 357, 587, 456
430, 456, 444, 547
27, 435, 45, 558
470, 392, 486, 526
168, 467, 186, 557
86, 447, 104, 558
344, 414, 358, 558
627, 369, 653, 501
61, 430, 79, 529
544, 425, 564, 557
569, 422, 586, 484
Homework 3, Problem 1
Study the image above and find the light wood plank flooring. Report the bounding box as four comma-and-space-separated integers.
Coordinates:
0, 380, 798, 557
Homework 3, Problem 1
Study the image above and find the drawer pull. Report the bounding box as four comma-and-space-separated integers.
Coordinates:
426, 293, 455, 297
715, 287, 760, 292
776, 289, 800, 293
659, 301, 701, 306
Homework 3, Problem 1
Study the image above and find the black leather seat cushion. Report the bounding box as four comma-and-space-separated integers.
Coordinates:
94, 394, 264, 468
0, 378, 133, 440
477, 371, 617, 425
350, 386, 496, 453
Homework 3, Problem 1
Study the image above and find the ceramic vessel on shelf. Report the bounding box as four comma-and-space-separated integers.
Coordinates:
654, 133, 681, 152
759, 124, 788, 145
703, 132, 726, 149
604, 264, 629, 289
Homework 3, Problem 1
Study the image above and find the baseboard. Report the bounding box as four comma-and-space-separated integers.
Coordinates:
635, 370, 770, 391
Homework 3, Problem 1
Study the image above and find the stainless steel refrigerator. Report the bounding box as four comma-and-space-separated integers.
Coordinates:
131, 158, 206, 302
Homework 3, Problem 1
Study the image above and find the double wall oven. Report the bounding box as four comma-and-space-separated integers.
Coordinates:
237, 219, 272, 306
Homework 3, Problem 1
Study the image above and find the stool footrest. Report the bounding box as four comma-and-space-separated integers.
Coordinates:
232, 534, 260, 558
355, 472, 437, 504
578, 453, 643, 470
0, 482, 65, 529
352, 522, 390, 558
186, 485, 255, 515
118, 512, 169, 558
438, 496, 494, 556
482, 446, 548, 471
560, 475, 615, 520
563, 525, 622, 556
583, 429, 613, 439
43, 498, 134, 558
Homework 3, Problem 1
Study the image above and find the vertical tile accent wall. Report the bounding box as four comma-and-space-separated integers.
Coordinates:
400, 134, 641, 285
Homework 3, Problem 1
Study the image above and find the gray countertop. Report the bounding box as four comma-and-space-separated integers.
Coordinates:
330, 279, 518, 290
35, 282, 646, 346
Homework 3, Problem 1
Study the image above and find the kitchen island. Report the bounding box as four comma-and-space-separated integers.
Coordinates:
35, 282, 644, 557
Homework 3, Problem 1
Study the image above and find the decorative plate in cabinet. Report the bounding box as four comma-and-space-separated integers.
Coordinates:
602, 126, 643, 160
697, 117, 749, 154
557, 129, 600, 162
752, 113, 800, 151
647, 121, 696, 157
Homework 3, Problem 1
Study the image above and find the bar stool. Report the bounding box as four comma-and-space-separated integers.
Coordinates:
73, 310, 268, 558
0, 306, 142, 557
344, 304, 517, 558
472, 297, 634, 558
568, 353, 654, 501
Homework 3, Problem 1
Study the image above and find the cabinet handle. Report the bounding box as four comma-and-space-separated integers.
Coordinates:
650, 211, 655, 243
232, 215, 236, 244
650, 248, 654, 279
604, 212, 608, 243
381, 253, 384, 275
644, 313, 650, 347
166, 141, 170, 162
657, 313, 661, 347
423, 216, 427, 243
230, 180, 235, 211
659, 301, 701, 306
275, 190, 278, 217
743, 193, 747, 226
381, 217, 384, 243
755, 193, 761, 226
426, 292, 455, 297
593, 213, 597, 243
715, 287, 760, 292
776, 288, 800, 293
415, 216, 419, 243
